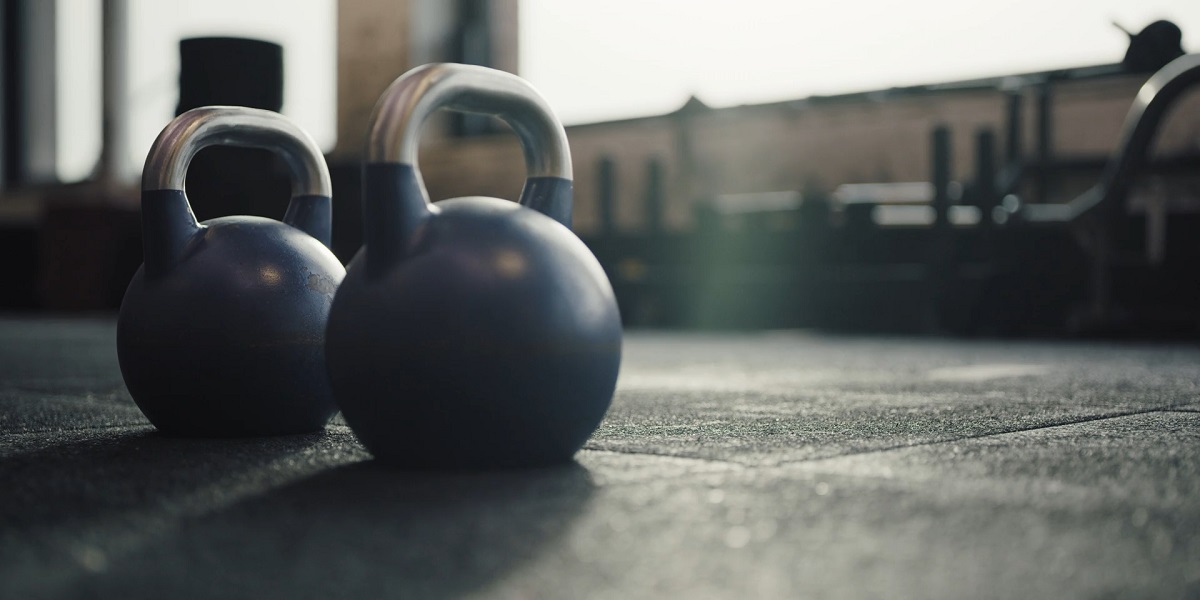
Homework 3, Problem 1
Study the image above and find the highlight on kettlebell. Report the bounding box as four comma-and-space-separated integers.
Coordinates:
117, 106, 346, 437
326, 64, 624, 469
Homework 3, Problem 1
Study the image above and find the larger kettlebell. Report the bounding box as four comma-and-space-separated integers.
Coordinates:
118, 106, 345, 436
326, 64, 622, 469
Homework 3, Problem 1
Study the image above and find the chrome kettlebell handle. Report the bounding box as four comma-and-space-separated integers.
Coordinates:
143, 106, 332, 197
139, 106, 334, 278
366, 63, 572, 180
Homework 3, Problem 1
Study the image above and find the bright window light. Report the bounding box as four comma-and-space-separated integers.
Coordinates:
521, 0, 1200, 125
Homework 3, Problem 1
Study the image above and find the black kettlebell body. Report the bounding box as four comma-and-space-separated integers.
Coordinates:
118, 107, 344, 436
326, 65, 622, 468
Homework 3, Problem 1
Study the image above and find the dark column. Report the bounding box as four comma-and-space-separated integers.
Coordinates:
974, 128, 997, 227
1035, 82, 1054, 203
451, 0, 494, 137
931, 125, 952, 230
177, 37, 288, 223
928, 125, 955, 333
1004, 91, 1022, 165
4, 0, 56, 184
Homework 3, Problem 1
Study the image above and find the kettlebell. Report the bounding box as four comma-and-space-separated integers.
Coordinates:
326, 64, 622, 469
118, 106, 345, 436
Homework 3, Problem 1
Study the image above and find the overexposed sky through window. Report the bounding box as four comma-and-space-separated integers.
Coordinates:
53, 0, 336, 182
520, 0, 1200, 125
48, 0, 1200, 182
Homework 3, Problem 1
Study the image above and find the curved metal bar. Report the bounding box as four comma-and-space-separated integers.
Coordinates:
366, 63, 572, 180
142, 106, 332, 197
1053, 54, 1200, 221
1011, 54, 1200, 327
1095, 54, 1200, 213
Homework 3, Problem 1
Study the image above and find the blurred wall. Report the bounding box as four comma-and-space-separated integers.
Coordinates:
336, 1, 1200, 238
412, 75, 1200, 236
333, 0, 519, 160
7, 3, 1190, 225
333, 0, 412, 160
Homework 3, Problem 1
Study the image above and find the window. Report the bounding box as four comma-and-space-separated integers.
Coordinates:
519, 0, 1199, 125
3, 0, 335, 186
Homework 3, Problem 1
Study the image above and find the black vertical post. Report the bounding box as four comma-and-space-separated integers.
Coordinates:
451, 0, 493, 137
974, 128, 997, 228
4, 0, 55, 185
932, 125, 952, 229
1035, 81, 1054, 203
929, 125, 954, 333
645, 158, 665, 236
1004, 91, 1022, 165
0, 0, 10, 187
596, 156, 617, 236
926, 126, 955, 333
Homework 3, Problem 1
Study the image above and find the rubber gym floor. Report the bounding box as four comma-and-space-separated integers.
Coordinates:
1, 318, 1198, 598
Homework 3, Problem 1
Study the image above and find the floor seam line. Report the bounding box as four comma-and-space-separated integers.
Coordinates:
766, 405, 1176, 467
768, 405, 1171, 465
586, 405, 1182, 469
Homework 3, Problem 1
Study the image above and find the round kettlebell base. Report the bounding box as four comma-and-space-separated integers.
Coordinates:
121, 338, 340, 439
118, 216, 343, 438
327, 197, 622, 470
121, 329, 338, 439
332, 343, 620, 470
333, 351, 618, 471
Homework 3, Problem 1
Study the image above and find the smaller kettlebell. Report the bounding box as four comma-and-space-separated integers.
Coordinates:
118, 106, 345, 436
327, 64, 623, 469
